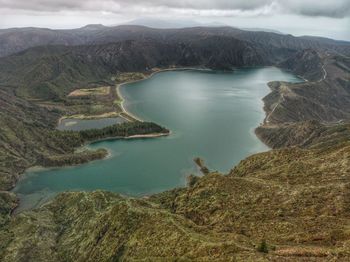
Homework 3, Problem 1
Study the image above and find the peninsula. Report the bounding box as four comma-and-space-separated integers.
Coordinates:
0, 25, 349, 261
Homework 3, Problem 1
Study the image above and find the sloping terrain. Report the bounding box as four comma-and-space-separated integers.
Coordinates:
272, 51, 350, 124
0, 87, 167, 193
256, 51, 350, 148
0, 87, 66, 190
0, 129, 349, 261
0, 27, 349, 103
0, 86, 167, 227
0, 26, 349, 261
1, 25, 349, 58
0, 37, 265, 101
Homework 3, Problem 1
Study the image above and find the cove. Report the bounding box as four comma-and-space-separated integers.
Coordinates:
13, 68, 303, 210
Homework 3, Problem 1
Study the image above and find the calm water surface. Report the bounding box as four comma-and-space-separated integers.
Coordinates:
14, 68, 302, 210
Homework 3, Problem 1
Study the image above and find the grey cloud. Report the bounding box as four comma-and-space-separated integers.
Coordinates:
0, 0, 272, 11
282, 0, 350, 18
0, 0, 349, 18
0, 0, 82, 11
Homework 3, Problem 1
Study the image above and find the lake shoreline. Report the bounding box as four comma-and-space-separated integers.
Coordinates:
14, 67, 299, 212
12, 130, 171, 205
116, 66, 213, 123
22, 132, 171, 172
116, 66, 289, 150
87, 132, 170, 145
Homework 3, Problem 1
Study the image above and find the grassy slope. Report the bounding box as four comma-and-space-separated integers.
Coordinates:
0, 46, 115, 101
256, 52, 350, 149
0, 40, 349, 260
0, 85, 168, 225
0, 49, 349, 259
0, 38, 269, 101
1, 132, 349, 261
0, 106, 168, 192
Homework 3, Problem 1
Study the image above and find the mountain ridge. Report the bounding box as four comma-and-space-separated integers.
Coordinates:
0, 26, 349, 260
1, 25, 349, 58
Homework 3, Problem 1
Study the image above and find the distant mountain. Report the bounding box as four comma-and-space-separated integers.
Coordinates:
0, 27, 85, 57
0, 25, 349, 105
0, 25, 349, 58
0, 21, 350, 261
125, 18, 286, 33
79, 24, 108, 31
241, 28, 285, 34
0, 36, 266, 100
124, 18, 230, 29
124, 18, 203, 29
300, 35, 350, 46
1, 25, 350, 102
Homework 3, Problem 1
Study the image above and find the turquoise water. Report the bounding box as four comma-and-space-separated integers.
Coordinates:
14, 68, 302, 210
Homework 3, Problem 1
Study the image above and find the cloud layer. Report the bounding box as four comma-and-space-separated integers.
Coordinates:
1, 0, 349, 18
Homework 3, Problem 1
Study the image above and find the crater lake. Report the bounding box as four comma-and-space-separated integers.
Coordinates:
14, 68, 303, 210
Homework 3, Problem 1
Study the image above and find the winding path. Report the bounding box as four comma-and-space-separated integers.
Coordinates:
265, 94, 285, 124
318, 62, 328, 82
265, 57, 330, 124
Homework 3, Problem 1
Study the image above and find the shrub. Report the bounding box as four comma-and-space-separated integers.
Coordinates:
257, 239, 268, 253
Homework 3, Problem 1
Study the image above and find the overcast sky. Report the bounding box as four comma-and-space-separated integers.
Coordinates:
1, 0, 349, 40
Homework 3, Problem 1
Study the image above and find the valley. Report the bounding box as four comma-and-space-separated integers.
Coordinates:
13, 67, 301, 211
0, 25, 349, 261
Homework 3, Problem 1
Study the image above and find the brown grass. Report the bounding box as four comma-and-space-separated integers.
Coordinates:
68, 86, 110, 97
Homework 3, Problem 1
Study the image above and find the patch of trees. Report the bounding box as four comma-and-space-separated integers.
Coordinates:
79, 122, 169, 141
35, 122, 168, 168
40, 149, 108, 167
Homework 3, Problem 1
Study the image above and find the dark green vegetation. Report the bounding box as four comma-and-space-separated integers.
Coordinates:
257, 240, 269, 253
0, 26, 349, 260
0, 117, 167, 230
0, 25, 349, 59
0, 113, 168, 192
0, 26, 349, 102
194, 157, 210, 175
1, 126, 349, 261
0, 108, 168, 223
40, 149, 108, 167
79, 121, 168, 141
15, 68, 287, 205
